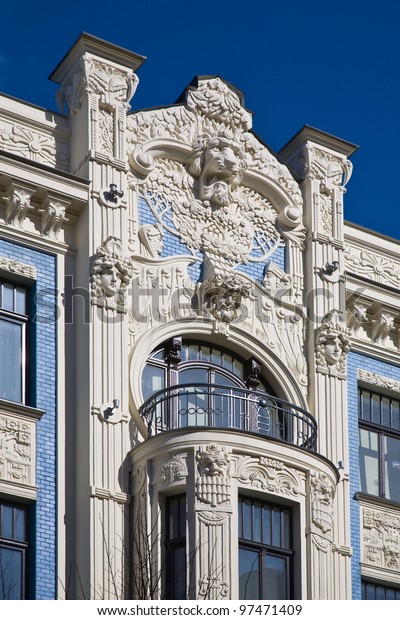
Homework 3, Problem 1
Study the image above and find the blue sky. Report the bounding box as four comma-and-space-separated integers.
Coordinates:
2, 0, 399, 239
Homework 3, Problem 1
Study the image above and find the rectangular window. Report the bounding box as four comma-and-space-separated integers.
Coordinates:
362, 581, 400, 600
0, 501, 28, 600
359, 389, 400, 502
238, 497, 293, 600
0, 281, 28, 404
165, 495, 186, 599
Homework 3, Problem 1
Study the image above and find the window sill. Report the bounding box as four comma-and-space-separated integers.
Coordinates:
0, 398, 45, 421
354, 492, 400, 510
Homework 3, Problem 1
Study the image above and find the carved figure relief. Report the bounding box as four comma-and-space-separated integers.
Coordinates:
91, 236, 133, 312
196, 444, 231, 507
138, 224, 164, 258
0, 416, 33, 486
316, 310, 350, 379
362, 507, 400, 572
311, 472, 335, 535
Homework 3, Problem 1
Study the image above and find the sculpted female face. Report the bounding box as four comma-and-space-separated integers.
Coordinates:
100, 263, 120, 296
324, 333, 342, 365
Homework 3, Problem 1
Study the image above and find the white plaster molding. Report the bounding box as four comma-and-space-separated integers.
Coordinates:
310, 472, 335, 536
316, 309, 350, 379
90, 486, 129, 504
0, 122, 69, 171
0, 254, 36, 280
91, 236, 133, 313
159, 453, 188, 485
38, 197, 69, 239
361, 505, 400, 574
235, 455, 302, 497
345, 244, 400, 288
0, 402, 44, 499
195, 443, 231, 507
357, 369, 400, 394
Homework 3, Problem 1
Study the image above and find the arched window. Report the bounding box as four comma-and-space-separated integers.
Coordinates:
142, 339, 269, 401
140, 337, 317, 450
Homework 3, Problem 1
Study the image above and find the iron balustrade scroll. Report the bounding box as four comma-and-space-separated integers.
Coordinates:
139, 383, 317, 451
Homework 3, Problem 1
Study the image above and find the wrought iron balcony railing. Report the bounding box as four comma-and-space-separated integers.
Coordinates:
139, 383, 318, 451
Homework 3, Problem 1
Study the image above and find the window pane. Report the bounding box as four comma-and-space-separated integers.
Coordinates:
2, 284, 14, 312
15, 289, 26, 315
391, 400, 400, 430
384, 436, 400, 502
14, 508, 26, 542
0, 546, 24, 599
272, 508, 282, 547
242, 501, 252, 541
239, 548, 260, 600
170, 545, 186, 599
262, 505, 271, 545
263, 554, 287, 600
142, 364, 164, 401
1, 505, 14, 540
382, 398, 391, 427
360, 391, 371, 422
359, 429, 379, 495
0, 319, 23, 403
281, 509, 290, 549
371, 393, 381, 424
253, 503, 262, 543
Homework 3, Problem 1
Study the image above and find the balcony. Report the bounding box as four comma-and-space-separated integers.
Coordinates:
139, 383, 317, 451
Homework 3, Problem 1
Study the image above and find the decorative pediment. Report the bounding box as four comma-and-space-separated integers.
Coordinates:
127, 77, 305, 272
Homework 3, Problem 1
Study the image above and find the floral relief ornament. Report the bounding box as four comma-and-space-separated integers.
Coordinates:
0, 124, 56, 167
91, 236, 133, 312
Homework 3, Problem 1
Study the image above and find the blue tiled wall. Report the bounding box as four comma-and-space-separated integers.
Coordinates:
138, 196, 286, 284
347, 352, 400, 600
0, 238, 57, 600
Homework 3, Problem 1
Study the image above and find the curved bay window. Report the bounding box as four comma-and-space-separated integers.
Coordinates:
140, 338, 318, 450
238, 497, 293, 600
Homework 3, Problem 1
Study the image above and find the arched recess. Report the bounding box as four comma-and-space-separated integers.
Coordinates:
129, 319, 308, 423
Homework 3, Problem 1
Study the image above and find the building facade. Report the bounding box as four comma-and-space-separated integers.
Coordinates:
0, 33, 399, 600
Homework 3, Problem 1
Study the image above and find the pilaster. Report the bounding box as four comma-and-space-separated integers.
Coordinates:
281, 127, 357, 598
50, 33, 145, 599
